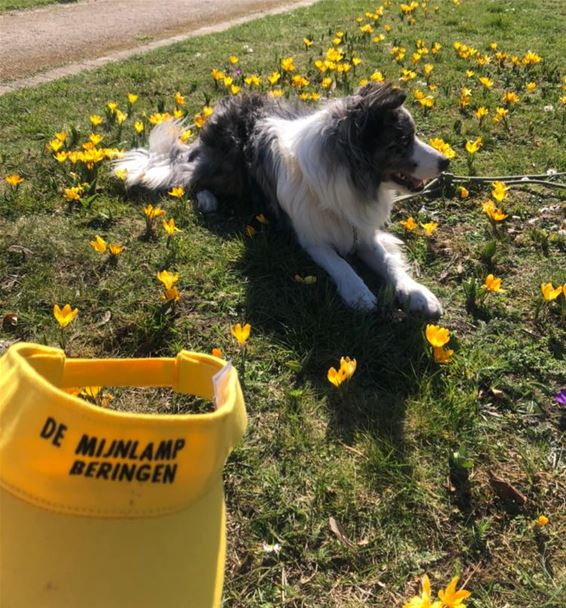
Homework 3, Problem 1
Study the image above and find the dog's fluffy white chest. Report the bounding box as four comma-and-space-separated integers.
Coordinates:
266, 115, 394, 253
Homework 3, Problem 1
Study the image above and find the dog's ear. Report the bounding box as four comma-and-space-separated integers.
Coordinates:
356, 81, 406, 111
342, 82, 406, 139
334, 82, 407, 152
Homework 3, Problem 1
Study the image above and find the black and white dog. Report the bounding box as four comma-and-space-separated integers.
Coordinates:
116, 82, 448, 317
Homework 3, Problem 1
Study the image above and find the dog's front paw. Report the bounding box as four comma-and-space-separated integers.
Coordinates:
343, 287, 377, 312
396, 281, 443, 319
196, 190, 218, 213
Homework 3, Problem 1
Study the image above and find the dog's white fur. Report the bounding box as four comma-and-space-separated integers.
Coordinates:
116, 92, 447, 317
259, 110, 443, 314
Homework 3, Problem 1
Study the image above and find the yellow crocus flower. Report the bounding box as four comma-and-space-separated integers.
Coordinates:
90, 235, 107, 253
465, 137, 482, 155
63, 187, 82, 202
244, 74, 262, 87
425, 324, 450, 348
327, 366, 346, 388
400, 217, 418, 231
502, 91, 520, 105
540, 282, 562, 301
163, 218, 181, 236
156, 270, 179, 290
168, 186, 185, 198
267, 71, 281, 85
162, 286, 181, 302
231, 323, 251, 346
483, 274, 504, 292
402, 574, 441, 608
429, 138, 456, 159
437, 576, 471, 607
421, 221, 438, 237
482, 200, 508, 222
280, 57, 296, 72
433, 346, 454, 364
327, 356, 357, 387
339, 357, 357, 380
5, 174, 24, 187
491, 181, 508, 202
522, 51, 542, 65
423, 63, 434, 77
108, 244, 125, 256
53, 304, 79, 328
493, 107, 508, 123
144, 204, 166, 219
90, 114, 104, 127
458, 186, 469, 199
48, 139, 64, 152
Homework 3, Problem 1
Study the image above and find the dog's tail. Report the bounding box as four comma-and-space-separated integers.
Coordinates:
113, 120, 194, 190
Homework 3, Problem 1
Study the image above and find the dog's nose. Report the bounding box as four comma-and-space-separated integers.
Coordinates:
438, 157, 450, 172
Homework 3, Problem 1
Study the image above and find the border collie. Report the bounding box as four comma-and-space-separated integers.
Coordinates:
115, 82, 448, 317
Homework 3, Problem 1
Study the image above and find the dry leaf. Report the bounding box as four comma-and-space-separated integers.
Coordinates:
96, 310, 112, 326
328, 516, 356, 549
2, 312, 18, 331
488, 470, 527, 506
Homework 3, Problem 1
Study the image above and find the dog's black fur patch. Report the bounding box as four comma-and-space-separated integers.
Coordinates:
190, 83, 417, 212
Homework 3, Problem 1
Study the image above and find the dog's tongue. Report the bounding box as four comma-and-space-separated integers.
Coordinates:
392, 171, 424, 192
408, 176, 425, 191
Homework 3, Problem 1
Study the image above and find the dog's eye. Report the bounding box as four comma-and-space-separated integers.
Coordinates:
388, 136, 411, 153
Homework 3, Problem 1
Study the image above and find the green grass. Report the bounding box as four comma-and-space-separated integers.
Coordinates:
1, 1, 565, 606
0, 0, 76, 12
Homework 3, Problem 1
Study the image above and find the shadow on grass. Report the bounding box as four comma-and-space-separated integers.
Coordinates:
98, 191, 436, 485
232, 221, 436, 485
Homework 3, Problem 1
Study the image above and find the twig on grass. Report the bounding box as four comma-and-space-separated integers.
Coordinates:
396, 171, 566, 203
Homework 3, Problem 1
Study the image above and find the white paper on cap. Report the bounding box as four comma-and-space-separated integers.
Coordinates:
212, 362, 233, 410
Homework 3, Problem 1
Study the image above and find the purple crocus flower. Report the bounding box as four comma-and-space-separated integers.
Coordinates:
554, 388, 566, 406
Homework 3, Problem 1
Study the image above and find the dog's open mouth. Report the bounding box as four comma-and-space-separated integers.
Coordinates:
390, 171, 425, 192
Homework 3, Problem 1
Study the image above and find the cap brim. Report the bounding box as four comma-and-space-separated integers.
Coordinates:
0, 482, 226, 607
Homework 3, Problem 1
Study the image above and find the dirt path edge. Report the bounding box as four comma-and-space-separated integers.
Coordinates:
0, 0, 317, 96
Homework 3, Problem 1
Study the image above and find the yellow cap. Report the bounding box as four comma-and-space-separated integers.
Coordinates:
0, 343, 247, 608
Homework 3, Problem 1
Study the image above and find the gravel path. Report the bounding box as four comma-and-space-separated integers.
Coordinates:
0, 0, 316, 94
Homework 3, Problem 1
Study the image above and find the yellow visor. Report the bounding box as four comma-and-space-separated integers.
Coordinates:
0, 343, 247, 607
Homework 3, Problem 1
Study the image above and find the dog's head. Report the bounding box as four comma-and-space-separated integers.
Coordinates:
334, 82, 449, 195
